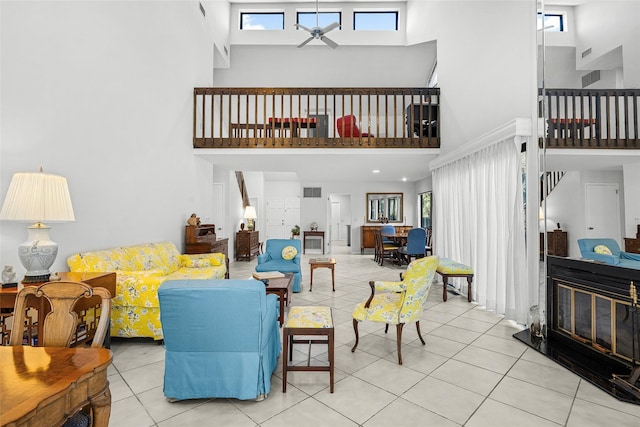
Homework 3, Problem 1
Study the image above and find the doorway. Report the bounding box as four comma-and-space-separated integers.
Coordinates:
329, 193, 351, 254
585, 183, 621, 242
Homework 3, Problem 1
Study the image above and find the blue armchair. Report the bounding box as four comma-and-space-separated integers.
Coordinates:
577, 238, 640, 270
256, 239, 302, 292
158, 279, 280, 401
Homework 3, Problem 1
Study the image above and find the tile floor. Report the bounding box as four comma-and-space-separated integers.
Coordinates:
107, 242, 640, 426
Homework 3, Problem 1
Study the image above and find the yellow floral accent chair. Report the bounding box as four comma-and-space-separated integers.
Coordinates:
351, 255, 438, 365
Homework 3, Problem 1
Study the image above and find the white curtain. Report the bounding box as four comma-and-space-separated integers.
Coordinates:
432, 138, 529, 323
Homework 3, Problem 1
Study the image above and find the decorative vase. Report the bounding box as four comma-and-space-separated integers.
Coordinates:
529, 305, 543, 338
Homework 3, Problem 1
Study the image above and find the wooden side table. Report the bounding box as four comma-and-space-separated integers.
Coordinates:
309, 258, 336, 292
282, 306, 334, 393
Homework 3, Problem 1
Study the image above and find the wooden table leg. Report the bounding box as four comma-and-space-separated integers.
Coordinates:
310, 265, 314, 292
331, 266, 335, 292
90, 386, 112, 427
442, 275, 448, 302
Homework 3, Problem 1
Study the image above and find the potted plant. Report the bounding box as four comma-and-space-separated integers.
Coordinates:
291, 225, 300, 238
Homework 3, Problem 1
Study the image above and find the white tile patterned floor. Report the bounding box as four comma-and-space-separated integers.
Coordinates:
106, 242, 640, 426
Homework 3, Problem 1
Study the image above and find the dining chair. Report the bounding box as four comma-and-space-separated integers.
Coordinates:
373, 228, 399, 266
425, 227, 433, 256
398, 227, 427, 263
9, 281, 112, 427
351, 255, 439, 364
380, 224, 396, 245
10, 281, 111, 348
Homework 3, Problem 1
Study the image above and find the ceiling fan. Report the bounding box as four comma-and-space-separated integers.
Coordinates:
295, 0, 340, 49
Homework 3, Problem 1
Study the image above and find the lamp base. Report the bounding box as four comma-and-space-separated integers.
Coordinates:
22, 273, 51, 284
18, 223, 58, 281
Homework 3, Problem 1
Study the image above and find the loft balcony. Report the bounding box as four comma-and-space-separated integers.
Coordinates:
543, 88, 640, 149
193, 87, 440, 149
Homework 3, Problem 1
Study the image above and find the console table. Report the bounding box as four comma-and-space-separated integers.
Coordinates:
303, 231, 325, 254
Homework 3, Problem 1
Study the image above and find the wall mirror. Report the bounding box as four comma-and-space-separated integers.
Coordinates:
366, 193, 403, 223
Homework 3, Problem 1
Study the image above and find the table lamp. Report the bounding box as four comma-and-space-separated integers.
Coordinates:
0, 169, 75, 283
243, 206, 257, 231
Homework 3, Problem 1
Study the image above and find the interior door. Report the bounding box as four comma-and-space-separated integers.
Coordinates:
266, 199, 286, 239
585, 183, 621, 242
265, 198, 300, 240
331, 201, 341, 240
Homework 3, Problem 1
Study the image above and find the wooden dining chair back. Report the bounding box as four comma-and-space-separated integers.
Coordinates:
9, 281, 111, 348
373, 228, 399, 266
425, 227, 433, 256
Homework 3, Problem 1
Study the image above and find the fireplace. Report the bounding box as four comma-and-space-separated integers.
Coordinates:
514, 256, 640, 404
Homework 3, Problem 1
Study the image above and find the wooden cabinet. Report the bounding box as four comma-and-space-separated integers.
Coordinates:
236, 230, 260, 261
624, 238, 640, 254
624, 225, 640, 254
361, 225, 413, 253
185, 225, 229, 278
547, 230, 568, 257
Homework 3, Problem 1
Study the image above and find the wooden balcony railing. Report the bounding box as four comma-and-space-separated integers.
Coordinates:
193, 87, 440, 149
543, 88, 640, 148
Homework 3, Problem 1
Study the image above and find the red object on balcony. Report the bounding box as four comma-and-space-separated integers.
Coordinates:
336, 115, 373, 137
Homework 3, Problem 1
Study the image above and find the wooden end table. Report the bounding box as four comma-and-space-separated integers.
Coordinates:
264, 273, 294, 326
282, 306, 334, 393
309, 258, 336, 292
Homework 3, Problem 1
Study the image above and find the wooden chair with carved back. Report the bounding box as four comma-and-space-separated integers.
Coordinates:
9, 280, 111, 348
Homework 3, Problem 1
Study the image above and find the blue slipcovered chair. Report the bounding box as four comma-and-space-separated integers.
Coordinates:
158, 279, 280, 401
256, 239, 302, 292
398, 227, 427, 263
577, 238, 640, 270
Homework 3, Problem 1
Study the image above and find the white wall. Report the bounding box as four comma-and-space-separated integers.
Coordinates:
407, 0, 537, 154
212, 42, 436, 88
575, 1, 640, 88
1, 1, 216, 275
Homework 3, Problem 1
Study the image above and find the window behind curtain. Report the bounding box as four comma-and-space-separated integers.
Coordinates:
420, 191, 432, 228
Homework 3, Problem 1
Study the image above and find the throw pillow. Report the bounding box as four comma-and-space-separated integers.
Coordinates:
594, 245, 612, 255
282, 245, 298, 260
182, 258, 212, 268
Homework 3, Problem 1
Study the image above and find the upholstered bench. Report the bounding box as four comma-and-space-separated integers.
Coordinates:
436, 258, 474, 302
282, 306, 334, 393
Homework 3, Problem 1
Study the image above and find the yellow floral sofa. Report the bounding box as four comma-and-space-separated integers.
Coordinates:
67, 241, 226, 340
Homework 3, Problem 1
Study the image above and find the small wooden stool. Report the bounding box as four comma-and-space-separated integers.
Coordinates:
282, 306, 334, 393
436, 258, 474, 302
309, 258, 336, 291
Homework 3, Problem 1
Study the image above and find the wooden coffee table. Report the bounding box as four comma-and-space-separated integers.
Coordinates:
264, 273, 294, 326
309, 258, 336, 292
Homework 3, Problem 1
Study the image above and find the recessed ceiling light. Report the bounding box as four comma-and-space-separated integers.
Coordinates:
372, 170, 380, 174
402, 177, 407, 182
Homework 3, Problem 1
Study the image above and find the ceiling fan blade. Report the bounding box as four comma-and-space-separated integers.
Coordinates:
320, 35, 338, 49
321, 22, 340, 34
295, 23, 313, 33
298, 36, 314, 48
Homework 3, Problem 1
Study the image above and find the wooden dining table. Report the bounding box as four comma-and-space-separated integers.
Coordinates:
381, 232, 408, 247
0, 346, 112, 427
